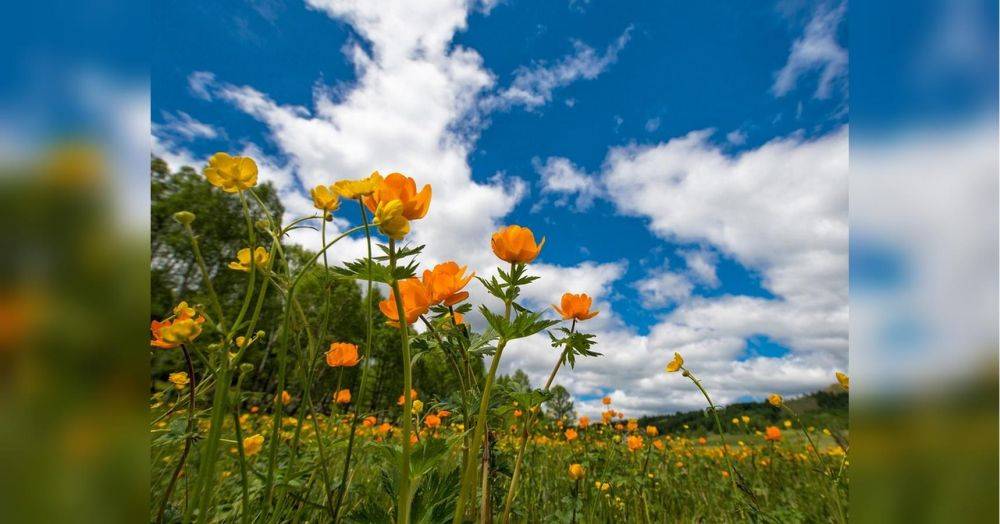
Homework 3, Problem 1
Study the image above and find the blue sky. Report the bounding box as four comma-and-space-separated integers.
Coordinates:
153, 0, 850, 415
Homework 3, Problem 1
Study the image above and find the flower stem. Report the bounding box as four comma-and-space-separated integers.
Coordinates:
157, 343, 197, 524
388, 239, 414, 524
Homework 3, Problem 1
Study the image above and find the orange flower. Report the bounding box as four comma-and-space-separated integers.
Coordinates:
150, 302, 205, 348
601, 411, 613, 424
281, 390, 292, 405
409, 433, 419, 445
424, 414, 441, 429
397, 389, 418, 406
698, 436, 707, 445
578, 416, 590, 429
379, 278, 431, 327
422, 262, 474, 306
362, 416, 377, 427
363, 172, 431, 220
765, 426, 782, 442
513, 409, 523, 418
646, 425, 659, 437
449, 311, 465, 325
438, 410, 451, 418
491, 225, 545, 264
626, 419, 639, 433
568, 463, 585, 480
553, 293, 599, 321
335, 389, 352, 404
626, 435, 644, 452
653, 439, 665, 451
565, 428, 578, 441
377, 422, 392, 435
325, 342, 360, 367
601, 396, 612, 405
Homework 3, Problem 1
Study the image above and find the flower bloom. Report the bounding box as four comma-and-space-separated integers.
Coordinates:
652, 439, 665, 451
373, 199, 410, 240
626, 420, 639, 433
325, 342, 360, 367
204, 153, 258, 193
513, 409, 523, 418
741, 415, 750, 424
335, 389, 352, 404
568, 463, 585, 481
281, 390, 292, 405
151, 302, 206, 349
665, 352, 684, 373
242, 434, 265, 456
398, 389, 418, 406
379, 278, 431, 327
626, 435, 644, 452
565, 428, 578, 441
764, 426, 782, 442
553, 293, 599, 321
767, 394, 783, 407
835, 371, 849, 391
422, 261, 474, 306
601, 396, 612, 406
363, 416, 377, 428
424, 414, 441, 429
412, 399, 424, 413
229, 247, 270, 272
363, 173, 431, 221
578, 416, 590, 429
601, 411, 613, 424
646, 425, 659, 437
334, 171, 383, 199
491, 225, 545, 264
309, 184, 341, 212
732, 418, 740, 425
784, 420, 792, 428
697, 436, 707, 445
438, 410, 451, 418
169, 372, 190, 389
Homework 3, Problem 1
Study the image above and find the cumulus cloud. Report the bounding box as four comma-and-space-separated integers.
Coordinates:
533, 156, 602, 211
681, 248, 719, 287
635, 268, 694, 308
772, 2, 847, 99
154, 111, 221, 141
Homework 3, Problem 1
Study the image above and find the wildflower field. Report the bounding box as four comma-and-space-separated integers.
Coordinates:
150, 155, 849, 523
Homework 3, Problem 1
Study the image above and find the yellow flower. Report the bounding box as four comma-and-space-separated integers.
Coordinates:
168, 372, 190, 389
412, 399, 424, 413
309, 184, 341, 212
665, 352, 684, 373
731, 418, 739, 425
784, 419, 792, 428
741, 415, 750, 424
242, 434, 265, 456
373, 199, 410, 240
568, 463, 585, 480
159, 318, 203, 347
204, 153, 258, 193
767, 394, 783, 407
646, 425, 659, 437
491, 225, 545, 264
835, 371, 849, 391
228, 247, 270, 272
334, 171, 383, 199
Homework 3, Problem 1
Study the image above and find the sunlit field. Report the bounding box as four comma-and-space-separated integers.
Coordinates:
150, 156, 848, 523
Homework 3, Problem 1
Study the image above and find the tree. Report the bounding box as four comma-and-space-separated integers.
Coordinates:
545, 384, 575, 421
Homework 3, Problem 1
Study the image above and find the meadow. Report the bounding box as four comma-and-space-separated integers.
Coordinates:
150, 154, 849, 523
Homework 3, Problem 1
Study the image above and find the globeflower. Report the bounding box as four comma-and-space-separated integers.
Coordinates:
424, 414, 441, 429
665, 352, 684, 373
151, 318, 203, 348
765, 426, 782, 442
204, 153, 258, 193
363, 416, 377, 428
646, 425, 659, 437
242, 434, 265, 456
565, 428, 578, 441
626, 435, 644, 452
309, 184, 341, 212
334, 171, 383, 199
228, 247, 270, 272
373, 199, 410, 240
363, 172, 431, 220
422, 261, 474, 306
169, 371, 190, 389
325, 342, 360, 367
491, 225, 544, 264
767, 394, 783, 407
379, 278, 431, 327
335, 389, 352, 404
601, 396, 612, 405
578, 416, 590, 429
836, 371, 849, 391
281, 390, 292, 405
552, 293, 599, 321
398, 389, 418, 406
626, 419, 638, 432
568, 463, 585, 481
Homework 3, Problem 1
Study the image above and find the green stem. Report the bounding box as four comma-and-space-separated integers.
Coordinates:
182, 224, 226, 331
263, 225, 365, 506
231, 373, 251, 524
157, 344, 197, 524
331, 201, 376, 523
682, 367, 744, 511
388, 239, 414, 524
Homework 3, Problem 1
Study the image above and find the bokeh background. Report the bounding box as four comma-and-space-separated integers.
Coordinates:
1, 0, 996, 522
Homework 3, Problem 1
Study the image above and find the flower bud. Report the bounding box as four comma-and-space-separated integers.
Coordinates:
255, 219, 270, 231
173, 211, 196, 226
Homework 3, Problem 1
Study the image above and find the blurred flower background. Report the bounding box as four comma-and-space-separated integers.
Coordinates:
0, 0, 996, 522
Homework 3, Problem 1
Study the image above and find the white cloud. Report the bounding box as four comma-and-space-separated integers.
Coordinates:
681, 248, 719, 287
644, 117, 661, 132
726, 129, 746, 145
772, 2, 847, 99
635, 270, 693, 308
486, 26, 631, 111
534, 156, 601, 211
154, 111, 221, 141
